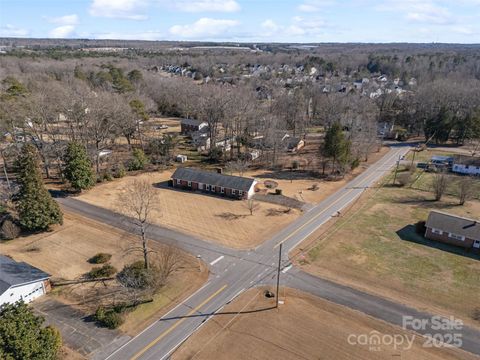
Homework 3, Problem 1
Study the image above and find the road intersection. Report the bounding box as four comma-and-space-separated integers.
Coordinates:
58, 145, 480, 359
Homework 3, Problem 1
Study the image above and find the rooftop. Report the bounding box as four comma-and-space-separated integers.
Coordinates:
426, 211, 480, 241
181, 118, 207, 126
172, 167, 256, 192
0, 255, 50, 295
453, 155, 480, 167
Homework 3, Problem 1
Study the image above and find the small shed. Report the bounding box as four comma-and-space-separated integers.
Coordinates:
176, 154, 188, 163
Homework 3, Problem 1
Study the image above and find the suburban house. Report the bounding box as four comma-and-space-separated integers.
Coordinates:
180, 119, 208, 135
431, 155, 454, 168
287, 137, 305, 152
452, 155, 480, 176
425, 211, 480, 251
171, 167, 257, 199
0, 255, 51, 306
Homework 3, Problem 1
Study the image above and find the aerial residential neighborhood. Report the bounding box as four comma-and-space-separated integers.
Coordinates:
1, 2, 480, 360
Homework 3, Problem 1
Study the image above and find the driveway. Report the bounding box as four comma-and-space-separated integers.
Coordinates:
33, 297, 131, 359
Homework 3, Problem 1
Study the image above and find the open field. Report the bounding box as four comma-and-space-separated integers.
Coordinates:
78, 170, 301, 249
0, 211, 208, 334
300, 184, 480, 326
173, 288, 476, 360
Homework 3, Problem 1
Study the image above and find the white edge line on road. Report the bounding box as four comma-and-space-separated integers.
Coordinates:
209, 255, 224, 266
104, 280, 211, 360
286, 147, 408, 253
227, 288, 246, 304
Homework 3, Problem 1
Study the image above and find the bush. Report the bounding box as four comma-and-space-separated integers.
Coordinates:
114, 164, 126, 178
415, 221, 426, 235
94, 306, 124, 329
117, 261, 158, 289
88, 253, 112, 264
396, 173, 412, 187
86, 264, 117, 279
1, 219, 21, 240
350, 158, 360, 170
128, 149, 148, 171
103, 171, 113, 182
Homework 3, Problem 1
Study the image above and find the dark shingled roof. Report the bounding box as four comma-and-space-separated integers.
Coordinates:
180, 118, 206, 126
172, 167, 255, 192
0, 255, 50, 295
426, 211, 480, 241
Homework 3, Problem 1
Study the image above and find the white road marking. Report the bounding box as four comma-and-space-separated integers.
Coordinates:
209, 255, 224, 266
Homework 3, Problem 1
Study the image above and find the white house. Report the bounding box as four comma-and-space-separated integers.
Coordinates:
0, 255, 50, 306
452, 156, 480, 176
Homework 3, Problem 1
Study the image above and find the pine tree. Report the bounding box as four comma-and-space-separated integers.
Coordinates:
63, 142, 95, 191
322, 122, 351, 175
15, 144, 63, 231
0, 302, 62, 360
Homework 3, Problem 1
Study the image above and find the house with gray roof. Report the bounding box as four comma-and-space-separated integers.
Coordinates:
425, 211, 480, 251
180, 118, 208, 135
171, 167, 257, 199
0, 255, 51, 306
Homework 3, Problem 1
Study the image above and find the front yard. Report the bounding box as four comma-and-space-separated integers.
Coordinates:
300, 185, 480, 327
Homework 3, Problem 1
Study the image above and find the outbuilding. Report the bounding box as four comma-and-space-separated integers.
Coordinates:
0, 255, 51, 306
452, 155, 480, 176
180, 119, 208, 135
171, 167, 257, 199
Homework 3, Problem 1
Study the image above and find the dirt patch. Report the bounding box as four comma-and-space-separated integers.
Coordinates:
173, 288, 475, 360
77, 170, 300, 249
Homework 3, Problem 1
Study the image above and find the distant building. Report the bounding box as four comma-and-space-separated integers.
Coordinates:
171, 167, 257, 200
180, 119, 208, 135
0, 255, 51, 306
287, 137, 305, 153
425, 211, 480, 251
452, 155, 480, 175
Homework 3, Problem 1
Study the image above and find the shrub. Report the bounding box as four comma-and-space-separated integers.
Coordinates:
128, 149, 148, 171
88, 253, 112, 264
86, 264, 117, 279
117, 261, 158, 289
103, 171, 113, 182
415, 221, 426, 235
1, 219, 21, 240
114, 164, 126, 178
396, 173, 412, 187
94, 306, 124, 329
350, 158, 360, 170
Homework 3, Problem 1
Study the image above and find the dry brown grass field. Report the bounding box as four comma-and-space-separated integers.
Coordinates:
173, 288, 476, 360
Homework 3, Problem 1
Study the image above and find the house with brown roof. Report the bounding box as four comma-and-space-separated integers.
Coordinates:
171, 167, 257, 200
425, 211, 480, 251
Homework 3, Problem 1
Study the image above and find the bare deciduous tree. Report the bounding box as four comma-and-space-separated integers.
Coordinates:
120, 179, 158, 269
457, 177, 475, 205
245, 198, 260, 215
432, 172, 450, 201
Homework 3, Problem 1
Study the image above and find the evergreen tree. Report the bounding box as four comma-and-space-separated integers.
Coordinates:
0, 302, 62, 360
63, 142, 95, 191
322, 122, 351, 175
15, 144, 63, 231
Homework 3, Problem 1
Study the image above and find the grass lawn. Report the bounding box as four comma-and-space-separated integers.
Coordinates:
301, 184, 480, 326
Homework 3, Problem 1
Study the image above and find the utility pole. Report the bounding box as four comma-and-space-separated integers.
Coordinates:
276, 243, 282, 308
410, 149, 416, 168
392, 156, 400, 185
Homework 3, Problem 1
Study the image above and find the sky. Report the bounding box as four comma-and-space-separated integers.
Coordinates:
0, 0, 479, 43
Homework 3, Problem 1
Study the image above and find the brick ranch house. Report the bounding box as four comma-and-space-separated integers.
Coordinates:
171, 167, 257, 200
425, 211, 480, 251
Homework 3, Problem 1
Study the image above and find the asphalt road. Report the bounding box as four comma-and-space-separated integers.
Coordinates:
58, 145, 480, 359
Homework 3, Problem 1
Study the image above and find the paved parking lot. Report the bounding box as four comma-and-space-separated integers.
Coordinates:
33, 297, 131, 359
